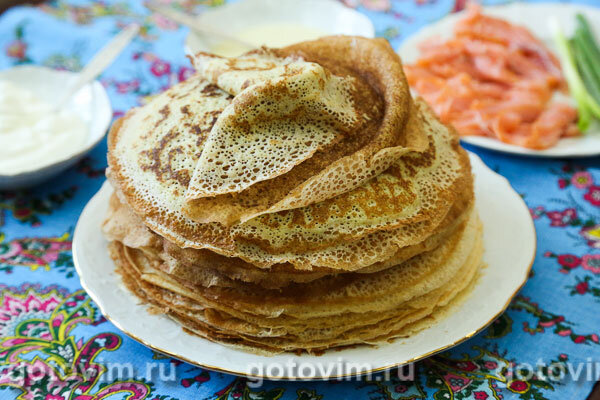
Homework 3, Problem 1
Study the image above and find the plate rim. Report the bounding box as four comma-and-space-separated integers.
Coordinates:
398, 2, 600, 158
73, 153, 536, 380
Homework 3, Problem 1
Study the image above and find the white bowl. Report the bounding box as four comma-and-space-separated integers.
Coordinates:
0, 65, 112, 190
185, 0, 375, 55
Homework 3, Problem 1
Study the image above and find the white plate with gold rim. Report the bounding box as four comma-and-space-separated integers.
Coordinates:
73, 152, 535, 380
398, 3, 600, 158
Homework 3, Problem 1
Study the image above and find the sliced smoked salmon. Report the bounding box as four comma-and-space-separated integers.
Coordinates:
405, 5, 579, 150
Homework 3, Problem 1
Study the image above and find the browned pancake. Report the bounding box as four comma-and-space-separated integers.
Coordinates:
108, 94, 468, 268
103, 35, 483, 355
104, 188, 473, 288
183, 37, 427, 225
108, 209, 482, 354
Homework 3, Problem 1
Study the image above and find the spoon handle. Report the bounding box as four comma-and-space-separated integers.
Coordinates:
146, 3, 254, 50
56, 24, 140, 110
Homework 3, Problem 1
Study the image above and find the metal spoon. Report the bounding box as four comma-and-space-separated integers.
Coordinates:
54, 23, 140, 110
146, 2, 254, 52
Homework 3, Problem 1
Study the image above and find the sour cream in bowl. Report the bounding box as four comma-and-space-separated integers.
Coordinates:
0, 65, 111, 190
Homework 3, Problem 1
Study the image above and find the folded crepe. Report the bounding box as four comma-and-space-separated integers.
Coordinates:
183, 39, 428, 225
104, 36, 483, 355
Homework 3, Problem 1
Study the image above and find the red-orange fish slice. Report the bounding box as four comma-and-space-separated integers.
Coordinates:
405, 4, 580, 150
525, 104, 579, 149
455, 5, 563, 80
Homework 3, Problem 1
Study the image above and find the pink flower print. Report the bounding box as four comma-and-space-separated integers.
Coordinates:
52, 314, 65, 328
178, 66, 194, 82
0, 292, 60, 330
6, 40, 26, 59
456, 361, 477, 371
557, 254, 581, 270
529, 206, 544, 219
0, 242, 22, 259
584, 185, 600, 207
558, 178, 568, 189
574, 335, 586, 343
508, 380, 529, 393
539, 315, 563, 328
557, 328, 572, 337
484, 361, 498, 370
575, 280, 589, 294
582, 254, 600, 274
150, 59, 171, 77
474, 392, 489, 400
546, 208, 577, 227
41, 252, 59, 264
115, 79, 140, 94
45, 394, 64, 400
572, 171, 593, 189
591, 334, 599, 343
28, 240, 71, 266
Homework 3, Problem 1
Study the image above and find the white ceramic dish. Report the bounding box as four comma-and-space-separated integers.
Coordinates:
73, 152, 536, 380
0, 65, 112, 189
184, 0, 375, 55
398, 3, 600, 158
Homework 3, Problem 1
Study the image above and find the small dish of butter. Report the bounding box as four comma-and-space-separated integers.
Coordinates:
0, 65, 112, 190
184, 0, 375, 57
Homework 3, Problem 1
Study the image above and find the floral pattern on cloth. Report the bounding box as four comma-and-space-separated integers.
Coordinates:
0, 232, 73, 276
0, 0, 599, 399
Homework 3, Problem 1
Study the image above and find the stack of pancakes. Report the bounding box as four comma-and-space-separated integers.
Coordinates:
103, 36, 483, 355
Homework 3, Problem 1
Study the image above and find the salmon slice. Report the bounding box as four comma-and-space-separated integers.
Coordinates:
405, 4, 579, 149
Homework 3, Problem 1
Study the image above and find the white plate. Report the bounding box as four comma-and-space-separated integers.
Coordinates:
398, 3, 600, 158
0, 65, 112, 189
185, 0, 374, 56
73, 153, 535, 380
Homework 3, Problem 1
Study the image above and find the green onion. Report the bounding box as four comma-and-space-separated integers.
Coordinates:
574, 14, 600, 104
550, 17, 600, 131
575, 14, 600, 62
571, 38, 600, 104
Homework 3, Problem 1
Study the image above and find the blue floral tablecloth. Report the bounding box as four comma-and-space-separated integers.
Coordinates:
0, 0, 599, 399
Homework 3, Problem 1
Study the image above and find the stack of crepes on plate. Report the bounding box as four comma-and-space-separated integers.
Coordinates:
102, 36, 484, 355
